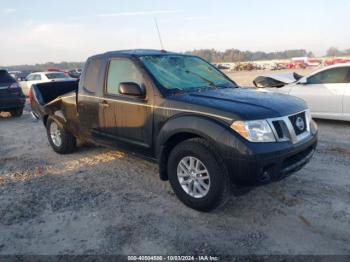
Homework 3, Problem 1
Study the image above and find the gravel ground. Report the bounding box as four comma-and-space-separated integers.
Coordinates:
0, 74, 350, 255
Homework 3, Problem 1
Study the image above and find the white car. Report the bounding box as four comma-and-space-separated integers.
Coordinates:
268, 63, 350, 121
20, 71, 72, 96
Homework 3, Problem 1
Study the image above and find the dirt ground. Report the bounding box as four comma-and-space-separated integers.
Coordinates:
0, 70, 350, 255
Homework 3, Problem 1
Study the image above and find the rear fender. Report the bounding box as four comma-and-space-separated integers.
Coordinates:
45, 110, 67, 129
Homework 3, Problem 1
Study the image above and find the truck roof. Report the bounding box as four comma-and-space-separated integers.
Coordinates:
89, 49, 185, 60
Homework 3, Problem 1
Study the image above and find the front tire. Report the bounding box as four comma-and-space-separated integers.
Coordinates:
167, 138, 230, 212
46, 118, 76, 154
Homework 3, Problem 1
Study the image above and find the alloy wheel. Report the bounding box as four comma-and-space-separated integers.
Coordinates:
177, 156, 211, 198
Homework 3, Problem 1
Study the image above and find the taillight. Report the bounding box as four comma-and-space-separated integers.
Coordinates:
9, 82, 20, 89
29, 87, 33, 104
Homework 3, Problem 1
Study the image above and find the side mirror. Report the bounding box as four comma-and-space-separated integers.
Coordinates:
298, 78, 307, 85
118, 82, 145, 98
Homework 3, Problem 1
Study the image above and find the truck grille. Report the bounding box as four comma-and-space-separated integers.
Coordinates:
271, 120, 290, 140
289, 112, 307, 136
267, 110, 311, 144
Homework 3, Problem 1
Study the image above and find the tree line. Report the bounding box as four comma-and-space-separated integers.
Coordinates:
187, 47, 350, 63
3, 61, 84, 72
186, 49, 314, 63
325, 47, 350, 57
3, 47, 350, 71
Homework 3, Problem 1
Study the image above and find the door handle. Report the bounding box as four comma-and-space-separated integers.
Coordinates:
100, 100, 110, 108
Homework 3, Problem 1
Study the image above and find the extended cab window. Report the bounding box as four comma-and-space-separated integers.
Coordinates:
106, 59, 143, 95
308, 67, 349, 84
84, 58, 102, 93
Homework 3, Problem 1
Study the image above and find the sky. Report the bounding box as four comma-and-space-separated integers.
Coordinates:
0, 0, 349, 65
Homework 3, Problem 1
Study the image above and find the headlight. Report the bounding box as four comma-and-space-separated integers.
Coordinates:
305, 109, 318, 134
231, 120, 276, 142
305, 109, 312, 123
310, 120, 318, 135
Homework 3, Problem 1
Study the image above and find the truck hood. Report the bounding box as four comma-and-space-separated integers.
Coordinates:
169, 87, 307, 121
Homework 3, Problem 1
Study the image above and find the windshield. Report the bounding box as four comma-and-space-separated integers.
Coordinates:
139, 55, 236, 92
46, 73, 69, 79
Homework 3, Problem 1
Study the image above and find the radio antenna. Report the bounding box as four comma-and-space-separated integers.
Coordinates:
154, 17, 164, 51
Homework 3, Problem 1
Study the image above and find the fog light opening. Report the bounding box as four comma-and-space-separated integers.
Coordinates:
259, 165, 274, 182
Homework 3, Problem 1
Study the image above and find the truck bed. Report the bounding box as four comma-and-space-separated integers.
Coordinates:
33, 80, 78, 106
31, 80, 79, 120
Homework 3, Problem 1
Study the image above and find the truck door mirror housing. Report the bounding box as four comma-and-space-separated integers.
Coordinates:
118, 82, 145, 98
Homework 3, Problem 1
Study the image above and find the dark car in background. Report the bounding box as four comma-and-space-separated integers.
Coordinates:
8, 70, 33, 82
67, 68, 82, 79
0, 70, 26, 117
15, 71, 32, 82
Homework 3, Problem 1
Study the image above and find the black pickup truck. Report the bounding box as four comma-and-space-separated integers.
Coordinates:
31, 50, 318, 211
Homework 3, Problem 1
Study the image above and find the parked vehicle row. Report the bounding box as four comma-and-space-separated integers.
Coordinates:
30, 49, 318, 211
0, 68, 79, 117
9, 70, 32, 82
20, 71, 74, 96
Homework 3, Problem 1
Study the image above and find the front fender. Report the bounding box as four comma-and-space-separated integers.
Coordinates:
156, 115, 249, 180
157, 115, 226, 155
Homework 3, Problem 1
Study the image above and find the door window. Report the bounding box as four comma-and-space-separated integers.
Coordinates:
106, 59, 143, 95
33, 74, 42, 81
26, 74, 35, 81
84, 58, 102, 93
46, 73, 69, 79
346, 68, 350, 83
308, 67, 349, 84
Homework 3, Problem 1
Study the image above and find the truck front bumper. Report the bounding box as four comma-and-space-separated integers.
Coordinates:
223, 132, 318, 186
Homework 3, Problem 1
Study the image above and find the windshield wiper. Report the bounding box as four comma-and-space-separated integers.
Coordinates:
215, 82, 236, 89
184, 70, 216, 87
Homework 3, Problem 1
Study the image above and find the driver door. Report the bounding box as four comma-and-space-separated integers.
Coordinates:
100, 58, 153, 148
289, 67, 348, 114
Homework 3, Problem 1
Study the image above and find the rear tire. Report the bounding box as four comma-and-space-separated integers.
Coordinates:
10, 109, 23, 117
167, 138, 230, 212
46, 118, 76, 154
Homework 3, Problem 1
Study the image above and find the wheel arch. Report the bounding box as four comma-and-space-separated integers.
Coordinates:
156, 115, 234, 181
44, 110, 67, 129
